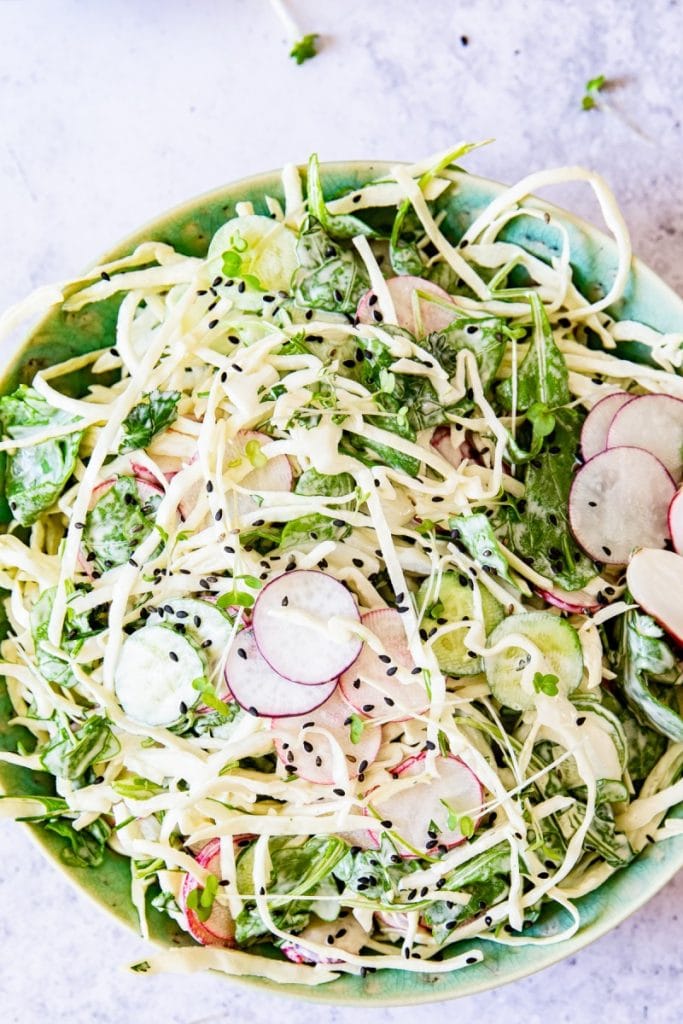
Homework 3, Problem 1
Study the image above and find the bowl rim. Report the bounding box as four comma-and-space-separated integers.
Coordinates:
2, 158, 682, 1006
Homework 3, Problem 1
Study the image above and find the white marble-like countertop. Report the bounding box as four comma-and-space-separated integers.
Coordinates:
0, 1, 681, 1021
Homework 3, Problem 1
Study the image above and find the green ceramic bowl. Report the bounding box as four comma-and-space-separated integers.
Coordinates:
1, 162, 681, 1005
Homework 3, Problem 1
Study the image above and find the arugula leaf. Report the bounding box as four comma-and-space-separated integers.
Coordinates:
497, 293, 570, 412
617, 610, 683, 742
44, 815, 111, 867
30, 586, 96, 688
450, 513, 516, 586
290, 33, 319, 65
119, 390, 180, 453
293, 218, 370, 314
40, 715, 120, 780
0, 385, 83, 526
507, 408, 597, 590
306, 153, 376, 241
83, 476, 162, 572
424, 843, 511, 941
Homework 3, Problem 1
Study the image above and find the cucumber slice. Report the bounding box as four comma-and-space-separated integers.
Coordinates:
114, 624, 206, 727
146, 598, 232, 670
208, 214, 298, 293
418, 571, 504, 676
485, 611, 583, 711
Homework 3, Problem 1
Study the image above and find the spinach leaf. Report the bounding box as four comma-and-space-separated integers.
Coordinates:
617, 610, 683, 742
31, 586, 95, 688
424, 316, 509, 394
293, 219, 370, 315
497, 293, 570, 412
342, 427, 421, 478
450, 513, 516, 587
558, 800, 633, 867
306, 153, 377, 241
119, 389, 180, 453
0, 385, 83, 526
280, 468, 356, 549
423, 843, 511, 942
83, 476, 162, 572
295, 468, 355, 499
43, 815, 111, 868
601, 690, 668, 783
507, 408, 597, 590
333, 836, 419, 902
40, 715, 120, 780
234, 835, 347, 945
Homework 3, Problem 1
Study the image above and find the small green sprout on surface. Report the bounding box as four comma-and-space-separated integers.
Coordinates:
581, 74, 607, 110
290, 33, 319, 65
533, 671, 560, 697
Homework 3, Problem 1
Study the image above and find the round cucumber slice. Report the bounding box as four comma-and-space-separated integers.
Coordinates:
418, 571, 504, 676
208, 214, 298, 293
485, 611, 583, 711
146, 598, 232, 670
114, 624, 206, 727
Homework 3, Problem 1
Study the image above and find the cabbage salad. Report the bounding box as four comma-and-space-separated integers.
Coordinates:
0, 143, 682, 986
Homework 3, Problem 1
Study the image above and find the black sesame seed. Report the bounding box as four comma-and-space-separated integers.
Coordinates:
576, 716, 586, 726
169, 651, 179, 662
538, 870, 550, 879
237, 648, 247, 660
602, 546, 612, 557
333, 788, 345, 797
379, 653, 391, 664
466, 956, 478, 965
208, 318, 219, 329
386, 666, 398, 676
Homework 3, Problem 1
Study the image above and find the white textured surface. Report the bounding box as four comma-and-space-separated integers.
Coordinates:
0, 1, 682, 1021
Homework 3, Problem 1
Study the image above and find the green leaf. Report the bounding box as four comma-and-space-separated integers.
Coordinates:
112, 775, 165, 800
450, 513, 516, 587
581, 94, 597, 111
424, 316, 510, 396
40, 715, 120, 780
186, 873, 219, 922
222, 250, 243, 276
43, 815, 110, 867
295, 468, 355, 499
533, 671, 560, 697
618, 610, 683, 742
306, 153, 376, 241
497, 293, 570, 412
119, 390, 180, 453
293, 218, 370, 314
216, 590, 255, 609
83, 476, 162, 572
507, 407, 597, 590
30, 585, 96, 688
586, 74, 606, 92
0, 385, 83, 526
349, 713, 365, 744
289, 32, 319, 65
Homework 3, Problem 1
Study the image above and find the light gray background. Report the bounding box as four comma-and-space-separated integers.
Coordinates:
0, 1, 681, 1021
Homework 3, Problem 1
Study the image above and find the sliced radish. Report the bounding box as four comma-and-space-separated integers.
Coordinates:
87, 473, 164, 512
607, 394, 683, 479
668, 488, 683, 555
569, 447, 674, 564
579, 392, 634, 462
626, 547, 683, 644
272, 688, 381, 784
538, 583, 601, 614
280, 914, 367, 965
370, 753, 483, 857
252, 570, 361, 685
431, 425, 465, 468
225, 627, 337, 718
180, 838, 235, 947
339, 609, 428, 720
180, 429, 291, 521
356, 276, 456, 336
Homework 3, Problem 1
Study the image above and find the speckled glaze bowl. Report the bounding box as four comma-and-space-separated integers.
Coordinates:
0, 162, 681, 1005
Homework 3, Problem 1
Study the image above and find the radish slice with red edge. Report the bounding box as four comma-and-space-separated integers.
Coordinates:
180, 838, 235, 947
280, 914, 368, 965
669, 488, 683, 554
252, 570, 361, 684
225, 627, 337, 718
272, 688, 381, 784
569, 446, 674, 564
538, 583, 601, 614
339, 608, 428, 720
356, 276, 457, 336
430, 425, 465, 468
580, 391, 634, 461
369, 753, 483, 857
607, 394, 683, 478
626, 548, 683, 644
